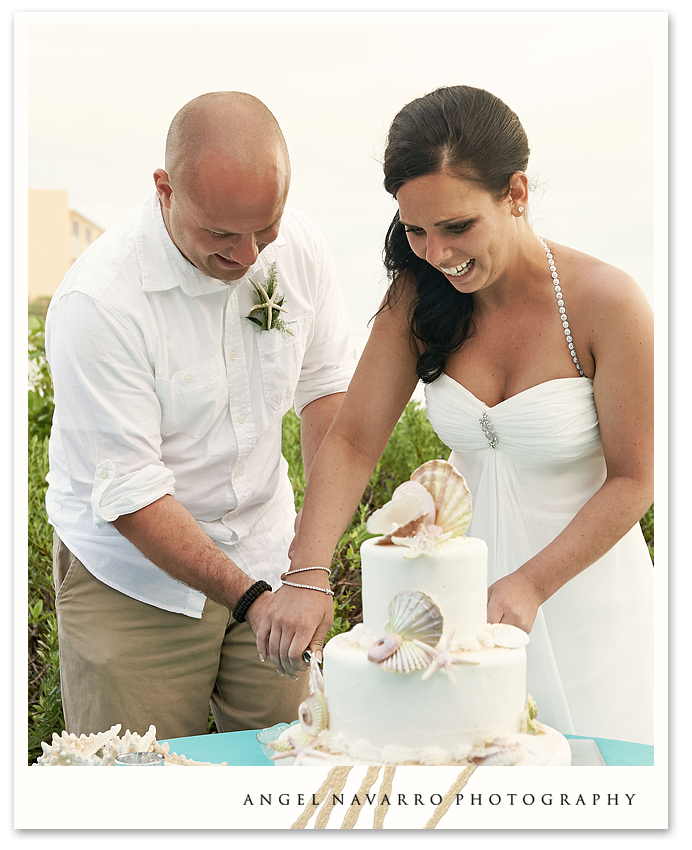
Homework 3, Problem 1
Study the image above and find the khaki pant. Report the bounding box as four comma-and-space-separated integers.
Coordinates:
53, 534, 308, 739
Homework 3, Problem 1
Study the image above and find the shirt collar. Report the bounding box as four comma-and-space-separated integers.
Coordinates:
138, 190, 287, 297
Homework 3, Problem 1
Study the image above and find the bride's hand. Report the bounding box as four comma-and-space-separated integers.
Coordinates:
287, 508, 302, 559
486, 572, 544, 634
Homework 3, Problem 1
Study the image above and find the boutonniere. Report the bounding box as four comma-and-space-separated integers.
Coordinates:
246, 262, 294, 335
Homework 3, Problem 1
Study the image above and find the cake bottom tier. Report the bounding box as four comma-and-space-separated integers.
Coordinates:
322, 627, 527, 757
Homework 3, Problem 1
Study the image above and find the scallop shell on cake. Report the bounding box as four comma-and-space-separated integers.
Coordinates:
385, 591, 444, 646
410, 459, 473, 537
369, 591, 444, 673
377, 639, 435, 673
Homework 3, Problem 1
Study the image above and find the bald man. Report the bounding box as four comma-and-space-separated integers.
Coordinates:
45, 92, 356, 739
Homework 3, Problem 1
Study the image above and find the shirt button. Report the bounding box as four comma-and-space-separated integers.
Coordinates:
230, 351, 238, 361
100, 469, 109, 479
184, 373, 193, 383
237, 413, 246, 424
234, 469, 240, 479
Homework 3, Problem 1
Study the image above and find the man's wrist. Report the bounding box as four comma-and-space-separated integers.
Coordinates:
232, 580, 272, 622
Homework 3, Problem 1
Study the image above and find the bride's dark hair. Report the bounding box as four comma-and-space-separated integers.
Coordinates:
382, 85, 530, 383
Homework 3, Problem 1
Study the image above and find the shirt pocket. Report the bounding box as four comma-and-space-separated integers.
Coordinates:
256, 312, 311, 414
156, 354, 227, 438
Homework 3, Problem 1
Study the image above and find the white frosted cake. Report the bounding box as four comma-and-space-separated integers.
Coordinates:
269, 460, 571, 767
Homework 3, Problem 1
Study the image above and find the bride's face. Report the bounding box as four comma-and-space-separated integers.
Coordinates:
396, 170, 518, 294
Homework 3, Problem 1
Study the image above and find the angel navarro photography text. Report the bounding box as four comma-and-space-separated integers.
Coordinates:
242, 791, 638, 808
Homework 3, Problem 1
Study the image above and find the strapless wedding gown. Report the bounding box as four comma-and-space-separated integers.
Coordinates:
425, 374, 654, 745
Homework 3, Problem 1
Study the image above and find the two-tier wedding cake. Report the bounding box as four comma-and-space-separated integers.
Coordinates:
269, 460, 571, 767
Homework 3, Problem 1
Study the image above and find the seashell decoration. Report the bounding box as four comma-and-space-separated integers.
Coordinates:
308, 652, 324, 695
468, 737, 523, 767
367, 632, 403, 662
366, 460, 473, 556
366, 486, 431, 537
298, 690, 329, 737
35, 724, 225, 766
368, 591, 444, 674
485, 622, 531, 649
410, 460, 473, 538
268, 725, 319, 752
521, 693, 540, 735
390, 481, 437, 525
385, 590, 444, 645
377, 640, 435, 673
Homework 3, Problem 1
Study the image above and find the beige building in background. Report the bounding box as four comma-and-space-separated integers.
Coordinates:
28, 189, 104, 302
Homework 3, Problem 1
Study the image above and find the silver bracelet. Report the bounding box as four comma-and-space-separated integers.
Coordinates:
284, 566, 331, 577
280, 578, 335, 596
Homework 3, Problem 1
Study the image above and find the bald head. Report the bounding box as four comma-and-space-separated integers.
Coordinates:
154, 92, 291, 283
164, 91, 290, 191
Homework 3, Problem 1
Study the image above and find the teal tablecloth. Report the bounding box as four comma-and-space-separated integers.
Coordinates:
160, 730, 653, 767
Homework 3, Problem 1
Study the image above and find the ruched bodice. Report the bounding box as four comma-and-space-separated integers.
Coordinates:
428, 374, 601, 460
425, 373, 654, 745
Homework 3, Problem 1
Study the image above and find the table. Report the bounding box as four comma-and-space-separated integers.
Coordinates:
160, 730, 653, 767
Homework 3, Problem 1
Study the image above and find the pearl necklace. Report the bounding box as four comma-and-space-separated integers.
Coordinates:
538, 237, 584, 376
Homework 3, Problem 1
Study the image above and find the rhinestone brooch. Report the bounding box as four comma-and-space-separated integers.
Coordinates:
479, 412, 499, 449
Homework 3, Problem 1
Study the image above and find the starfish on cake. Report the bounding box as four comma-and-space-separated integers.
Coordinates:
391, 527, 453, 559
269, 731, 331, 766
414, 630, 480, 685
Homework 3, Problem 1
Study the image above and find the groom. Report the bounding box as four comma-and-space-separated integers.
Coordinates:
45, 91, 355, 739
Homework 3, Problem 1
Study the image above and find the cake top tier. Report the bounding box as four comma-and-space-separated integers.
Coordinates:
360, 536, 489, 638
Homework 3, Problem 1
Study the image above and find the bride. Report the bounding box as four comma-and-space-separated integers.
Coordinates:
254, 85, 654, 745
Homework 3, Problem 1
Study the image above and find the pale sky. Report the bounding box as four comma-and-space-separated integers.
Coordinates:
20, 9, 665, 341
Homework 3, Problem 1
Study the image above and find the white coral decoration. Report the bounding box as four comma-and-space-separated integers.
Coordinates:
308, 652, 324, 695
468, 737, 523, 767
419, 745, 451, 766
35, 724, 226, 766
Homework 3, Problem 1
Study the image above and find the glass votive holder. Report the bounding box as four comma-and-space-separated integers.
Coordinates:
114, 751, 165, 767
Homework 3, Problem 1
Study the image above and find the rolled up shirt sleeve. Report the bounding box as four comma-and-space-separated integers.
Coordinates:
47, 290, 176, 525
91, 461, 175, 526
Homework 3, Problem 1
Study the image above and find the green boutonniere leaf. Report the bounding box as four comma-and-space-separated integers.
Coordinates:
245, 262, 294, 335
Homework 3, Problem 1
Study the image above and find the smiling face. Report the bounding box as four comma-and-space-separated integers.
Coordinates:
154, 145, 290, 283
396, 170, 524, 294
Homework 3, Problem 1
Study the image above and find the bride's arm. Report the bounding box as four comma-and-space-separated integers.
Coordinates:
255, 280, 420, 666
487, 265, 654, 633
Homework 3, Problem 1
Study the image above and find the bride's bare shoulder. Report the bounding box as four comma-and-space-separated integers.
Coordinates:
551, 242, 650, 314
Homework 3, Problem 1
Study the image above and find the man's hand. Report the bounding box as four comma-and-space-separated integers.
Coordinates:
486, 571, 544, 634
245, 582, 334, 679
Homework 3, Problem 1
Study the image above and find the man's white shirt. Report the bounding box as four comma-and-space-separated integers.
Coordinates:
45, 192, 356, 617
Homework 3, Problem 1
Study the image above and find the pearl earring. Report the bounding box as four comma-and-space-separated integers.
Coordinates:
518, 206, 525, 214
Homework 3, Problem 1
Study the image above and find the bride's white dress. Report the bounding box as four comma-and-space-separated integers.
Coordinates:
425, 374, 654, 745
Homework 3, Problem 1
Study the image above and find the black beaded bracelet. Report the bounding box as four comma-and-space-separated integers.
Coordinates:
232, 580, 272, 623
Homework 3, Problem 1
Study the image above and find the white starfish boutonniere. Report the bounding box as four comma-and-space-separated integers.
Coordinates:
246, 262, 293, 334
